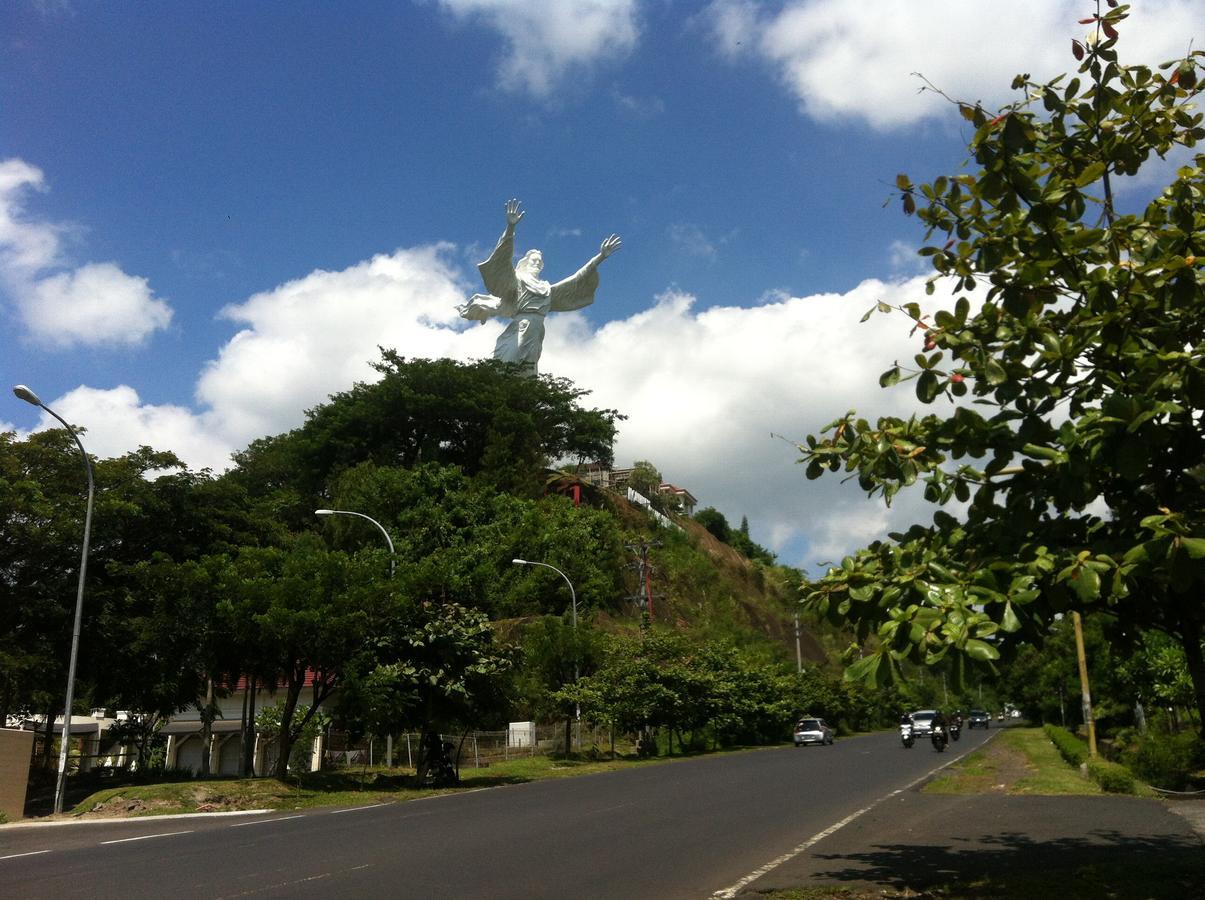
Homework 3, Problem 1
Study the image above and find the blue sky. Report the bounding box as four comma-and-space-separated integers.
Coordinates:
2, 1, 1199, 572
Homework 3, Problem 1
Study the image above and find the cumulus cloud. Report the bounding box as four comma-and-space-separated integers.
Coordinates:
21, 240, 953, 571
29, 385, 236, 473
548, 279, 941, 570
435, 0, 641, 96
0, 158, 173, 348
25, 263, 172, 347
703, 0, 1201, 130
196, 244, 480, 445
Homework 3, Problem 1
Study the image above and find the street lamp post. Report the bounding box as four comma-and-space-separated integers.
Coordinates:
512, 559, 579, 746
314, 509, 396, 577
13, 385, 94, 815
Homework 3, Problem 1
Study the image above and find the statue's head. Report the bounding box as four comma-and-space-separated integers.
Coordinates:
516, 249, 544, 278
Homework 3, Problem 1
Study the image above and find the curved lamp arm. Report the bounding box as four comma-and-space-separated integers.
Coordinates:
316, 509, 396, 578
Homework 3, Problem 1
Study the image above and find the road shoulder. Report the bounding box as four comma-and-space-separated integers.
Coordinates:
740, 792, 1204, 897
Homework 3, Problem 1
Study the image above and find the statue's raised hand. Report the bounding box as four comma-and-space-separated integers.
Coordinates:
599, 234, 622, 259
505, 198, 525, 228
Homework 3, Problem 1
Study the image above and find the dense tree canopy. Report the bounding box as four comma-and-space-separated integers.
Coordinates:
230, 352, 622, 526
797, 12, 1205, 729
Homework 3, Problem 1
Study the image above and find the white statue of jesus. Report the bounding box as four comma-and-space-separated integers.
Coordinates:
457, 199, 621, 376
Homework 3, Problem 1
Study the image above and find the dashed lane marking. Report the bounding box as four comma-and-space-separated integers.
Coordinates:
229, 814, 305, 827
101, 829, 193, 845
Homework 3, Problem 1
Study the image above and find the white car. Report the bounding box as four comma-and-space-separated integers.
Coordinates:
793, 717, 835, 746
909, 710, 939, 736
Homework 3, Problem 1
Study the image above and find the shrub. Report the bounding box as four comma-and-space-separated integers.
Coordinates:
1086, 757, 1136, 794
1119, 730, 1205, 792
1045, 724, 1088, 767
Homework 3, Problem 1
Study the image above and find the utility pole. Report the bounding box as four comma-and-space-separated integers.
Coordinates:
625, 539, 662, 622
794, 610, 802, 674
1072, 611, 1098, 757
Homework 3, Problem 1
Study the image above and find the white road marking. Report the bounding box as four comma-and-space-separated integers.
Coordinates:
0, 850, 52, 861
101, 829, 193, 844
328, 804, 385, 814
229, 814, 305, 827
711, 739, 986, 898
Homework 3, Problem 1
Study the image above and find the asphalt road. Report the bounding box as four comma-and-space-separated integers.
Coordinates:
0, 726, 994, 899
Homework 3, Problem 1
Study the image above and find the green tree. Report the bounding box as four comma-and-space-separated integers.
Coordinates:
694, 507, 731, 543
216, 539, 381, 777
230, 352, 622, 528
335, 599, 513, 781
515, 614, 601, 752
627, 460, 662, 498
796, 13, 1205, 730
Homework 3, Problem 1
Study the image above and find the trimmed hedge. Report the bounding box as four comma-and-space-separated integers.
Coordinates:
1086, 757, 1136, 794
1045, 724, 1138, 793
1045, 724, 1088, 767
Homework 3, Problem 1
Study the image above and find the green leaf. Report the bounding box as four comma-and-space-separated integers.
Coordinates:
844, 651, 886, 686
917, 370, 940, 403
1180, 537, 1205, 559
1000, 602, 1021, 633
879, 366, 902, 388
964, 639, 1000, 661
1070, 566, 1101, 602
1075, 161, 1106, 186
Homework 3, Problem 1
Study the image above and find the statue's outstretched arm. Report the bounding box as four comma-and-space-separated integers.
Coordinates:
581, 234, 622, 272
549, 233, 621, 313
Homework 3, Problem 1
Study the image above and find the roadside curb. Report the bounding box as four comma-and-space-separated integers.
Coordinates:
0, 809, 272, 830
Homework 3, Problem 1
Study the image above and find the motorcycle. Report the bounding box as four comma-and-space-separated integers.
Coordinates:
950, 720, 962, 742
931, 723, 948, 752
900, 722, 914, 749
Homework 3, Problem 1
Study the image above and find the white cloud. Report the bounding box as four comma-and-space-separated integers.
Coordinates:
549, 278, 943, 571
611, 86, 665, 117
435, 0, 641, 96
703, 0, 1201, 130
888, 239, 927, 276
26, 263, 172, 347
23, 243, 956, 573
668, 223, 718, 258
28, 385, 235, 472
196, 244, 479, 446
0, 158, 173, 348
0, 159, 60, 274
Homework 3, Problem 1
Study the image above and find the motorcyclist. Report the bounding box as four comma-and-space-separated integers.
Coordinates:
931, 709, 948, 738
899, 711, 914, 747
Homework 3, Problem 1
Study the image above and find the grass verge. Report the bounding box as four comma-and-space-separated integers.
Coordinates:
923, 727, 1110, 796
65, 748, 745, 819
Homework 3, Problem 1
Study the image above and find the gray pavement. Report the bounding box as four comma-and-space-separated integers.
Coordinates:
739, 792, 1205, 897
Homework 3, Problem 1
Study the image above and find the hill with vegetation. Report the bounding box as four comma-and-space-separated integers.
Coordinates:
4, 353, 892, 779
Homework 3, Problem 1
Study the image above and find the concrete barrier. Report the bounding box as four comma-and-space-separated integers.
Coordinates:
0, 729, 34, 820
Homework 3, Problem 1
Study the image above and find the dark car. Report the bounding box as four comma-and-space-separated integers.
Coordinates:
967, 709, 991, 728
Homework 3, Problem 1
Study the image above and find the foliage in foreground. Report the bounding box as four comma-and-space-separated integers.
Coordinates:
796, 8, 1205, 730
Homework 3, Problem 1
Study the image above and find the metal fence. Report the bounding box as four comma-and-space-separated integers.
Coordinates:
323, 723, 620, 771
